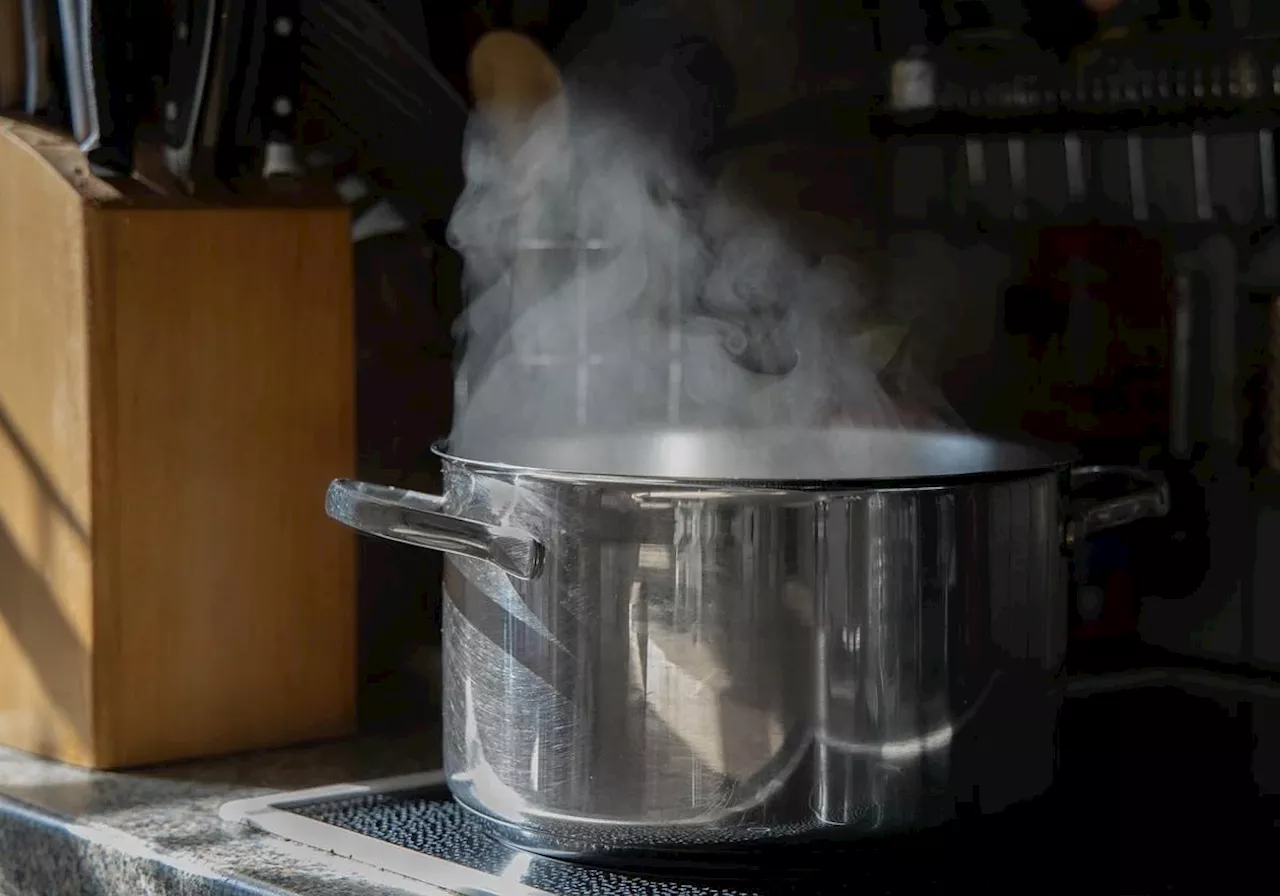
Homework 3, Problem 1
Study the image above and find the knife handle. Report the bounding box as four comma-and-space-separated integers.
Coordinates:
162, 0, 219, 183
83, 0, 139, 176
259, 0, 301, 176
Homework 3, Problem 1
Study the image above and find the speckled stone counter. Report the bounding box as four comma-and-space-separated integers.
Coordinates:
0, 731, 445, 896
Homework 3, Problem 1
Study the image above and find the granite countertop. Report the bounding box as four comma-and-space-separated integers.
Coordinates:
0, 730, 447, 896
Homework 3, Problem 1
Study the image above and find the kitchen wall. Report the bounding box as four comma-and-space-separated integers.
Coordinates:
353, 2, 1280, 733
350, 0, 891, 732
351, 234, 460, 731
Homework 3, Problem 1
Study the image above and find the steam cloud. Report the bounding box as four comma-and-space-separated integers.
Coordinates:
447, 82, 952, 463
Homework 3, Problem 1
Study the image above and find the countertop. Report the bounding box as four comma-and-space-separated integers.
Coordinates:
0, 730, 445, 896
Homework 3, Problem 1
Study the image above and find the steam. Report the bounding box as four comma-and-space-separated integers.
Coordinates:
447, 84, 948, 461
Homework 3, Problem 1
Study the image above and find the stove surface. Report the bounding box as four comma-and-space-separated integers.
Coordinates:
227, 683, 1280, 895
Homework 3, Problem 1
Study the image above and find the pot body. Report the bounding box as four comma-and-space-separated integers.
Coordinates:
436, 459, 1070, 854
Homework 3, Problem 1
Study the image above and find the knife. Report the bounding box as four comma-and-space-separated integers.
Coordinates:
172, 0, 298, 189
19, 0, 51, 114
162, 0, 221, 185
194, 0, 250, 184
234, 0, 302, 179
50, 0, 91, 141
81, 0, 142, 177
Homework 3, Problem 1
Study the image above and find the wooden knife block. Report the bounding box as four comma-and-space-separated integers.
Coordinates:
0, 118, 356, 768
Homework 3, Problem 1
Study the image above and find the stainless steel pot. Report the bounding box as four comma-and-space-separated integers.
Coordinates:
324, 427, 1169, 857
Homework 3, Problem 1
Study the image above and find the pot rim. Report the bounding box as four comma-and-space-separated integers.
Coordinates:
430, 436, 1077, 492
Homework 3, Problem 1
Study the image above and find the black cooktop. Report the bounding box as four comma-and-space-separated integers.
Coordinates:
284, 683, 1280, 895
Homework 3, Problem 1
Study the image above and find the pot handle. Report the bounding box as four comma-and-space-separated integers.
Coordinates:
325, 479, 545, 581
1065, 465, 1171, 546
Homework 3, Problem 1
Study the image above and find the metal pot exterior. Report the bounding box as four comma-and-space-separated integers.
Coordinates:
433, 460, 1069, 853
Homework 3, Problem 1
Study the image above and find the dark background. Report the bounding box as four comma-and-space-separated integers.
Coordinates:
33, 0, 1277, 730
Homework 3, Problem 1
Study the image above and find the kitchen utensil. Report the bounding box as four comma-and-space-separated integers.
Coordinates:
261, 0, 302, 178
463, 29, 567, 258
186, 0, 256, 185
161, 0, 220, 184
163, 0, 296, 189
19, 0, 51, 114
51, 0, 89, 141
300, 0, 468, 227
468, 29, 565, 162
459, 29, 575, 395
81, 0, 140, 177
184, 0, 243, 184
211, 0, 302, 181
325, 426, 1169, 855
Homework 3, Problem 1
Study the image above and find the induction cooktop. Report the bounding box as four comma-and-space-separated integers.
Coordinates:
222, 671, 1280, 895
